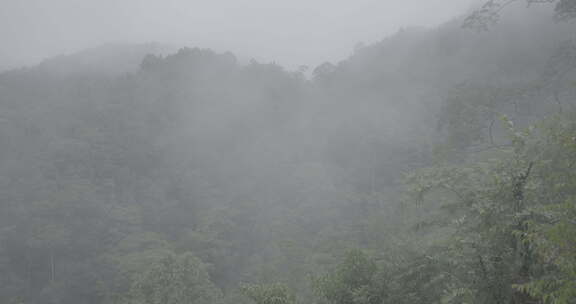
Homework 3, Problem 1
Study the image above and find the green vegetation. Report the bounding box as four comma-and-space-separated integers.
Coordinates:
241, 283, 295, 304
0, 2, 575, 304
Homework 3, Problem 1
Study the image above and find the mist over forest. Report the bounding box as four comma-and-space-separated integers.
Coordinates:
1, 1, 576, 304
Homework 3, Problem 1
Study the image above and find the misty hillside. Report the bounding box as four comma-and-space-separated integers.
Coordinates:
7, 43, 176, 77
1, 3, 576, 304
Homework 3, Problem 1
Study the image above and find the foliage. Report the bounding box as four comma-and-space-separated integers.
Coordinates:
406, 112, 576, 303
129, 252, 222, 304
0, 5, 574, 304
241, 283, 296, 304
464, 0, 575, 30
312, 250, 386, 304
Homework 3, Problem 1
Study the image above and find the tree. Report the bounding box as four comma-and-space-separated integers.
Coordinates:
465, 0, 576, 30
513, 112, 576, 304
312, 250, 386, 304
406, 112, 576, 303
129, 252, 222, 304
241, 283, 296, 304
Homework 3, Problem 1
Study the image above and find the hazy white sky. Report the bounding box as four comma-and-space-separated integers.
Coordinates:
0, 0, 475, 69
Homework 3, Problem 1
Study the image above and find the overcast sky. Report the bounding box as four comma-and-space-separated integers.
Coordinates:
0, 0, 475, 70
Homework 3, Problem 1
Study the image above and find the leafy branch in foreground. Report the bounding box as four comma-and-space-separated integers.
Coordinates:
464, 0, 574, 30
405, 112, 576, 303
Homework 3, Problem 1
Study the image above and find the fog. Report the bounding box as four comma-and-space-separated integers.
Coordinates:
1, 0, 474, 70
0, 1, 575, 304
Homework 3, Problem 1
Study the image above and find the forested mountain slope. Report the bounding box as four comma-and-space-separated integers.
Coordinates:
0, 3, 575, 304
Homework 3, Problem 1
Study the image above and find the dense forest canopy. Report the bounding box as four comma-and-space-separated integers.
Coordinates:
0, 1, 575, 304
